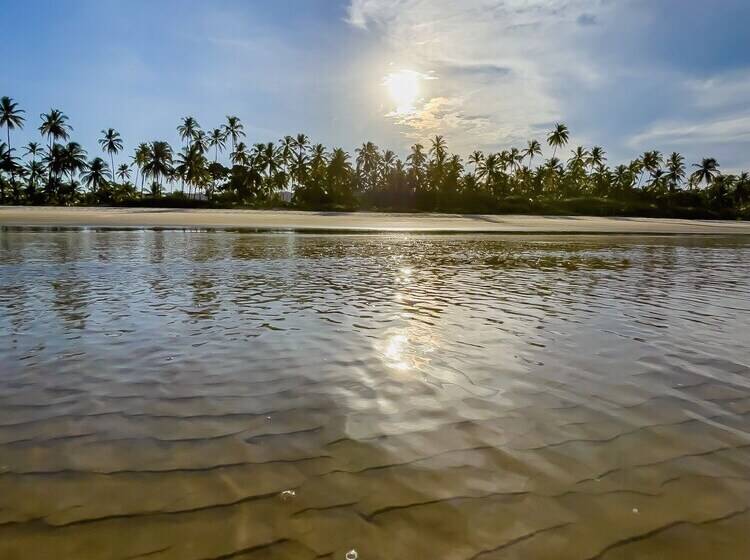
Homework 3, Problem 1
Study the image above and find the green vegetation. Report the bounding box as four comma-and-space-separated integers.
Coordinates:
1, 96, 749, 218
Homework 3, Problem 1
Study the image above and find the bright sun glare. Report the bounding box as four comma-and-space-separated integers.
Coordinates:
384, 70, 420, 115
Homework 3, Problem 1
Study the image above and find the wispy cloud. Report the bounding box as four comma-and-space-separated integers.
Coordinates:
630, 115, 750, 148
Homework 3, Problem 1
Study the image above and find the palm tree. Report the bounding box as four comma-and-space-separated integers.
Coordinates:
291, 134, 310, 190
0, 97, 25, 154
254, 142, 280, 179
547, 123, 569, 159
356, 141, 381, 191
223, 116, 245, 152
62, 142, 88, 184
430, 135, 447, 164
116, 164, 131, 183
24, 142, 42, 193
468, 151, 484, 178
24, 142, 40, 162
638, 150, 663, 188
310, 143, 328, 170
42, 143, 67, 186
175, 144, 209, 197
132, 143, 151, 195
691, 158, 720, 188
142, 141, 173, 193
39, 109, 72, 147
99, 128, 124, 181
0, 97, 25, 183
568, 147, 589, 169
231, 141, 250, 166
734, 172, 749, 206
208, 128, 227, 163
192, 130, 209, 155
478, 153, 501, 186
523, 140, 542, 167
665, 152, 685, 193
177, 117, 201, 147
82, 157, 110, 193
588, 146, 606, 171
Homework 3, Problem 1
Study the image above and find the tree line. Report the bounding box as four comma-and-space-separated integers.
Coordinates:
1, 96, 748, 217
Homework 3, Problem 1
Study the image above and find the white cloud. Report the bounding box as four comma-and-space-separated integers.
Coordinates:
346, 0, 616, 154
629, 114, 750, 148
627, 69, 750, 170
687, 69, 750, 111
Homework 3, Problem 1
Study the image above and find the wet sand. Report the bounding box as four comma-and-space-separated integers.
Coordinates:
1, 205, 749, 233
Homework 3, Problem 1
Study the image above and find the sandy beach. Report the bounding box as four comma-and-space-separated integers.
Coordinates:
1, 206, 749, 234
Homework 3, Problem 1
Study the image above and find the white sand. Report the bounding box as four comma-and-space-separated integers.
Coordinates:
1, 206, 749, 234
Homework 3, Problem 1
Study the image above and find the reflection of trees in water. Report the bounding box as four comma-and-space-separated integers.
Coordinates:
148, 230, 165, 263
50, 277, 90, 330
0, 285, 31, 338
188, 275, 220, 320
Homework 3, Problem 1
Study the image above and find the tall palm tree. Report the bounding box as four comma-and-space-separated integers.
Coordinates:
223, 116, 245, 152
192, 130, 210, 155
24, 142, 41, 193
0, 97, 25, 154
277, 135, 296, 189
547, 123, 569, 159
292, 134, 310, 190
430, 135, 447, 164
208, 128, 227, 162
523, 140, 542, 168
588, 146, 606, 171
356, 141, 381, 191
24, 142, 40, 162
177, 117, 201, 150
327, 147, 352, 200
690, 158, 720, 188
665, 152, 685, 193
132, 143, 151, 195
39, 109, 72, 188
310, 143, 328, 170
39, 109, 72, 147
0, 97, 25, 183
507, 147, 523, 174
99, 128, 124, 181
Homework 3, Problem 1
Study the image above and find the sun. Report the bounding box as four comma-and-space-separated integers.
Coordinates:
384, 70, 421, 115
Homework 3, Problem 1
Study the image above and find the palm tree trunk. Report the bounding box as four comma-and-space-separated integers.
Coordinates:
7, 127, 15, 188
111, 153, 115, 182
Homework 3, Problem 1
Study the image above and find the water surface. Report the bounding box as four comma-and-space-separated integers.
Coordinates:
1, 230, 749, 559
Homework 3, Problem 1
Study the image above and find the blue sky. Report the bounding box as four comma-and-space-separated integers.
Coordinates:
5, 0, 750, 171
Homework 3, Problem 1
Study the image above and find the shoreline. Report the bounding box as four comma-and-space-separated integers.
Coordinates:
1, 206, 750, 234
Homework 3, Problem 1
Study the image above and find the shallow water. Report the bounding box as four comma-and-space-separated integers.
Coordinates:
1, 229, 749, 559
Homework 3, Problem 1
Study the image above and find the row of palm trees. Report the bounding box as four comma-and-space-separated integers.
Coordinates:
1, 95, 748, 213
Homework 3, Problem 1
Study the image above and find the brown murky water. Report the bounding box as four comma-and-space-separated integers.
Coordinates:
1, 229, 749, 559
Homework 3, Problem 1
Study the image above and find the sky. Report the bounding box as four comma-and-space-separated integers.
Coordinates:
5, 0, 750, 171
